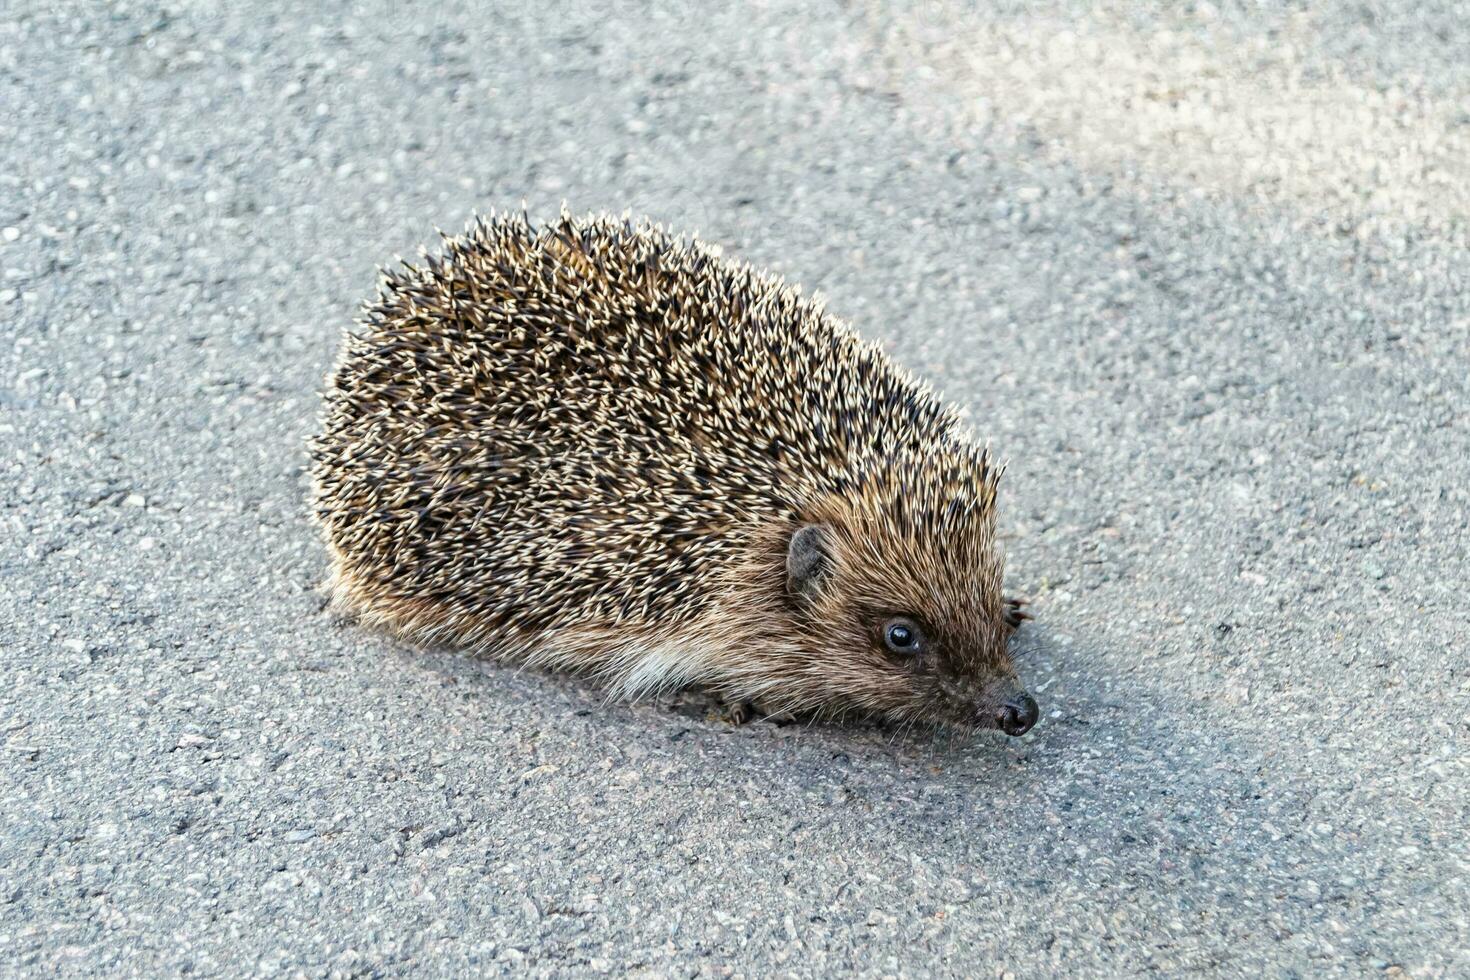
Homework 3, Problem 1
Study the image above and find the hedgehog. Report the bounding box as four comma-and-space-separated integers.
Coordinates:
309, 210, 1040, 736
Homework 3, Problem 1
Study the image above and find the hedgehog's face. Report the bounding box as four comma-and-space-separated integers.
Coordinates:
784, 516, 1037, 736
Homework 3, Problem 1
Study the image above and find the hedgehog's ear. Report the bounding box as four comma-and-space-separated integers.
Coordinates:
786, 523, 834, 601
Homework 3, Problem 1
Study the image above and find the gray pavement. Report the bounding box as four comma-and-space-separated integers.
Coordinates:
2, 1, 1467, 975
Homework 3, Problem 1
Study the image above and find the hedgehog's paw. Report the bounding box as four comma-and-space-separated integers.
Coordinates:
1004, 596, 1034, 631
718, 697, 757, 727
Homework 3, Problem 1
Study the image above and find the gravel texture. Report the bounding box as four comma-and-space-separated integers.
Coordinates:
2, 1, 1467, 975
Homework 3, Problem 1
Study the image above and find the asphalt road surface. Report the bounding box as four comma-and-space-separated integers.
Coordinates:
3, 1, 1467, 975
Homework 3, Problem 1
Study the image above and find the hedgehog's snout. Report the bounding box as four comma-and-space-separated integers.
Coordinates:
994, 691, 1039, 736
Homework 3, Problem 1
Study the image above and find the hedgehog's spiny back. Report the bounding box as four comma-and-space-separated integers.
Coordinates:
311, 212, 986, 644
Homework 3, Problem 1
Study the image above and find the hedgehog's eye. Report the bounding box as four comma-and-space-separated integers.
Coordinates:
882, 617, 925, 654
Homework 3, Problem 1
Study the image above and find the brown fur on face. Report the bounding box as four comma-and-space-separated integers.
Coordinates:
311, 211, 1038, 735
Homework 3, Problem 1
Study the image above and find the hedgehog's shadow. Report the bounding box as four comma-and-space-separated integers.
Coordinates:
369, 620, 1257, 855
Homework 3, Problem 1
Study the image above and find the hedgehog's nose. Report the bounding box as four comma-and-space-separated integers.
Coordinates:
996, 692, 1039, 736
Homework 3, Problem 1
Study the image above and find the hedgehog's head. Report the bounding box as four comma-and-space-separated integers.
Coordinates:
774, 448, 1036, 735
